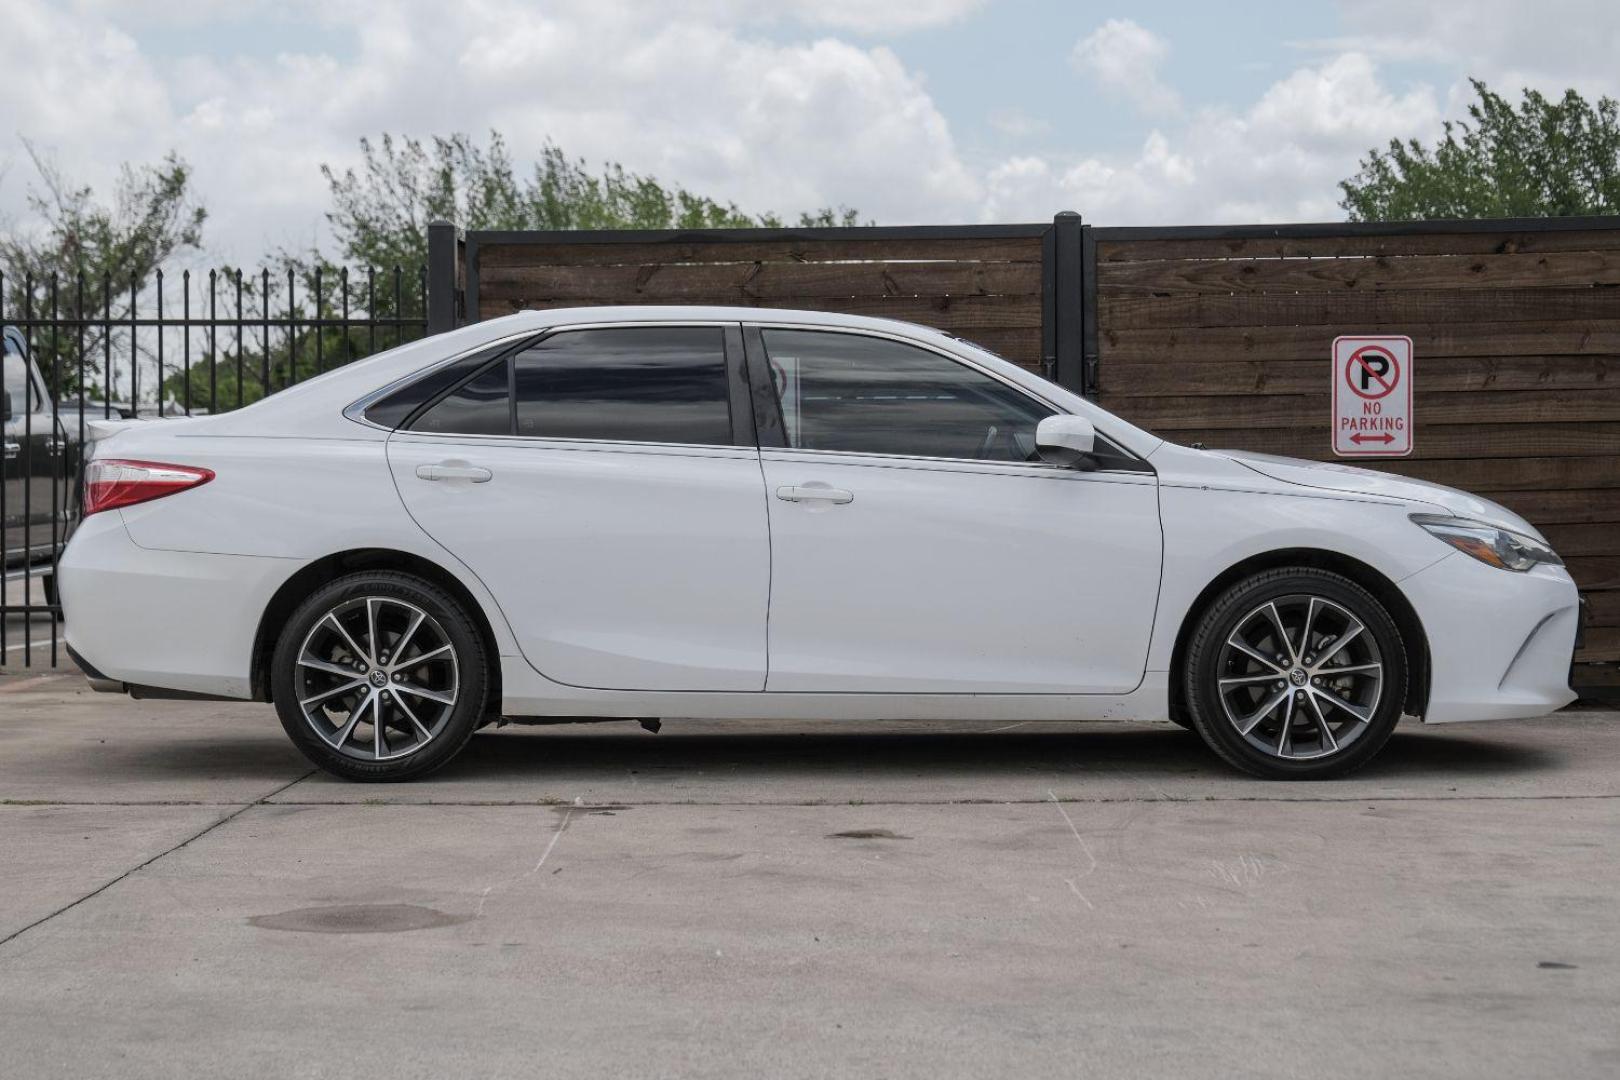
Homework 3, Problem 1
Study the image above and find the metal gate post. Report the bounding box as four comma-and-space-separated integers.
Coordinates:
426, 221, 460, 335
1050, 211, 1087, 396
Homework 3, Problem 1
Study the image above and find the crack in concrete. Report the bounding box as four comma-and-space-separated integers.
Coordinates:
0, 770, 316, 956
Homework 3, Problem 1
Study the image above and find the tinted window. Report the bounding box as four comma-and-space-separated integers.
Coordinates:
760, 330, 1051, 461
367, 343, 514, 430
512, 327, 731, 445
3, 337, 38, 415
410, 361, 511, 436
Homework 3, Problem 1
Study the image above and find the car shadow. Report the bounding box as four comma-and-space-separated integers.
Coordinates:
426, 721, 1561, 787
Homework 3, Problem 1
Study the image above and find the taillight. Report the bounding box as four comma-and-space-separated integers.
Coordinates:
83, 459, 215, 516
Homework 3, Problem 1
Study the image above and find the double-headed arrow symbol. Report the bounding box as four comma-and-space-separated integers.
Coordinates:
1349, 432, 1395, 445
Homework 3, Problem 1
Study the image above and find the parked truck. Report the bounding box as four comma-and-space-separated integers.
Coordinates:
2, 326, 82, 572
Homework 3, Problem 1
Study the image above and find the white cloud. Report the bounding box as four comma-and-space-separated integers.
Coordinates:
774, 0, 986, 34
987, 108, 1050, 139
1071, 19, 1180, 116
0, 0, 978, 261
4, 0, 1610, 258
986, 53, 1441, 224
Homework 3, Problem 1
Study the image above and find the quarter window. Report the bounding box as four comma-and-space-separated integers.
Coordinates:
759, 329, 1052, 462
410, 360, 511, 436
512, 327, 731, 445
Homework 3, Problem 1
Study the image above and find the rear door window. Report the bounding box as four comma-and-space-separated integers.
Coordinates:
511, 327, 732, 445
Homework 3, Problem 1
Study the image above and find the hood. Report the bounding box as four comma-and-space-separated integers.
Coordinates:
1210, 449, 1543, 539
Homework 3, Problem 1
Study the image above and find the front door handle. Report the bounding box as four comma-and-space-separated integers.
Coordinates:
415, 462, 493, 483
776, 484, 853, 505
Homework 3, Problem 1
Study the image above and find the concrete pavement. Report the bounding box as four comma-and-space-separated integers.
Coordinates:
2, 672, 1617, 1078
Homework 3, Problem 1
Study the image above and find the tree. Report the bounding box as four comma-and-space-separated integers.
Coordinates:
1341, 80, 1620, 221
321, 133, 862, 267
0, 143, 207, 396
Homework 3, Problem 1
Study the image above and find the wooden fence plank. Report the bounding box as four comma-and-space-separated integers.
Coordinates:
1133, 422, 1620, 460
1585, 591, 1620, 622
1100, 287, 1620, 330
1575, 627, 1620, 663
479, 293, 1044, 329
1564, 556, 1620, 591
1541, 523, 1620, 558
1100, 321, 1620, 361
1097, 229, 1620, 263
1099, 250, 1620, 295
1491, 489, 1620, 525
1365, 456, 1620, 493
480, 260, 1042, 302
1099, 355, 1619, 396
478, 237, 1044, 267
1104, 388, 1620, 429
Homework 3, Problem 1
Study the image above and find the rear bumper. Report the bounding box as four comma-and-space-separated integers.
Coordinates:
1403, 552, 1581, 723
58, 512, 295, 699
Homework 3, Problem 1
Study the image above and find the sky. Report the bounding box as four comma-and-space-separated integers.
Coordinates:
4, 0, 1620, 264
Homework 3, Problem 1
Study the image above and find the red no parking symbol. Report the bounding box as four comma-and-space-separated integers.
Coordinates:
1345, 345, 1400, 400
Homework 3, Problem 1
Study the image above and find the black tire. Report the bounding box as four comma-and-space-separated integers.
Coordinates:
1182, 568, 1406, 780
270, 571, 489, 782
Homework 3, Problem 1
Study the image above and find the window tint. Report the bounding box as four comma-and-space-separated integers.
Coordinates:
760, 330, 1052, 461
367, 343, 514, 430
3, 338, 39, 415
512, 327, 731, 445
410, 360, 511, 436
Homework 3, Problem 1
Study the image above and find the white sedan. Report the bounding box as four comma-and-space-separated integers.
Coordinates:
59, 307, 1580, 781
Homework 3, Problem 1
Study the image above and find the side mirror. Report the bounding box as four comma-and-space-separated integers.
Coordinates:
1035, 415, 1097, 468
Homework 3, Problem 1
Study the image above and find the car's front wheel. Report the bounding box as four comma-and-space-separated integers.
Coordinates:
1183, 568, 1407, 779
270, 571, 488, 781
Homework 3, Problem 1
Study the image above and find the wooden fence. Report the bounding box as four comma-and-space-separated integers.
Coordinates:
438, 215, 1620, 683
460, 224, 1060, 375
1093, 219, 1620, 676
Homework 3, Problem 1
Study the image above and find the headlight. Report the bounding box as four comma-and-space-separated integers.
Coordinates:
1410, 514, 1562, 572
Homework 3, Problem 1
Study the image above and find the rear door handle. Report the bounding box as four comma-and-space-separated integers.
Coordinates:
415, 462, 493, 483
776, 484, 853, 505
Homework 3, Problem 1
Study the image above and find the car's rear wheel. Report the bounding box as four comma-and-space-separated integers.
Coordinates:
270, 571, 488, 782
1183, 568, 1406, 779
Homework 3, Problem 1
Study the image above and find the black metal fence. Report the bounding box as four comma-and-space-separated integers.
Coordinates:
1, 264, 428, 669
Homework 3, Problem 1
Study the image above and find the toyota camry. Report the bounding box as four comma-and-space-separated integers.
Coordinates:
58, 307, 1580, 781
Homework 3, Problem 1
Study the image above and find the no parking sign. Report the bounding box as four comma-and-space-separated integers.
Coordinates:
1332, 336, 1413, 457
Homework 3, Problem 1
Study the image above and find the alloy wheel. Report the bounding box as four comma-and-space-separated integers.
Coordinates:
1214, 594, 1384, 761
293, 596, 460, 761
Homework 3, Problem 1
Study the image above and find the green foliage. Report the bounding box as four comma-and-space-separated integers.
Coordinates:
0, 143, 206, 396
321, 132, 862, 267
1341, 79, 1620, 221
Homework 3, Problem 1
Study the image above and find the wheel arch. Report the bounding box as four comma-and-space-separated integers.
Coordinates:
1168, 548, 1430, 718
250, 548, 502, 714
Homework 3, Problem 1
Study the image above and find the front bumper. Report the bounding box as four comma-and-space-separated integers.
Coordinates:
1402, 551, 1581, 723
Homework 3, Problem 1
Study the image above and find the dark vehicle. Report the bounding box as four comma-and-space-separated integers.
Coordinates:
2, 327, 81, 570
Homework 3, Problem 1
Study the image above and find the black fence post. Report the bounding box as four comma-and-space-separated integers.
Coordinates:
426, 221, 459, 335
1051, 211, 1085, 395
1080, 223, 1098, 398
